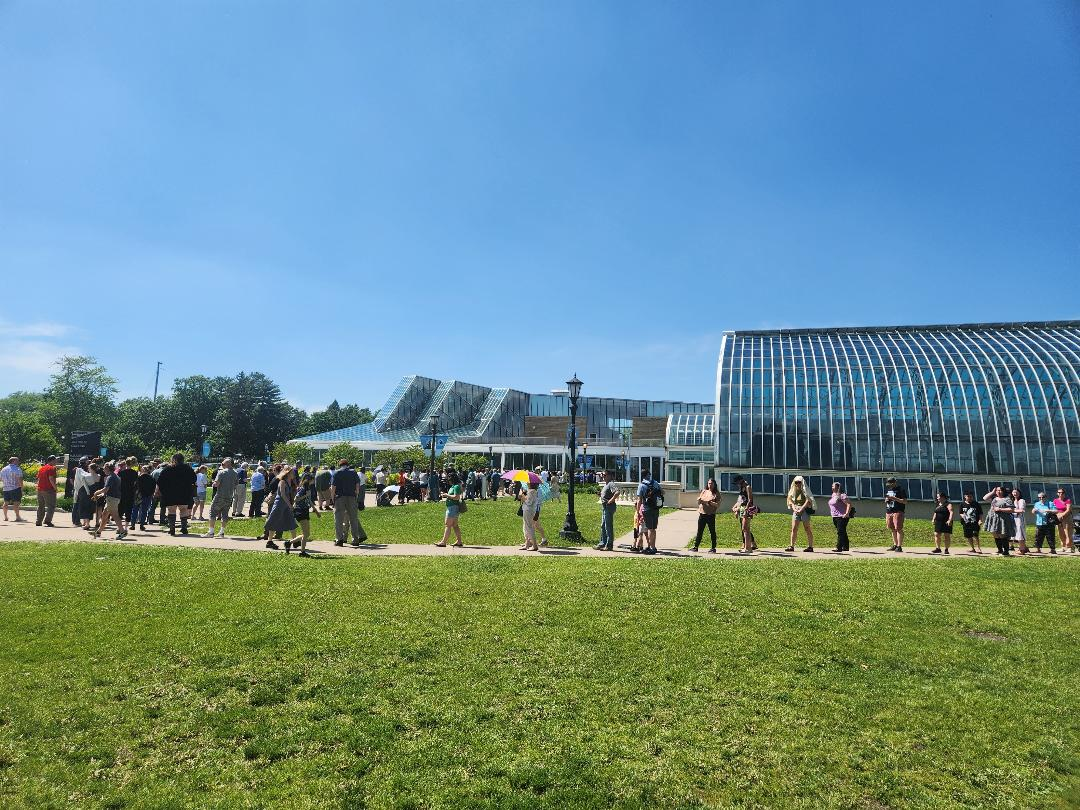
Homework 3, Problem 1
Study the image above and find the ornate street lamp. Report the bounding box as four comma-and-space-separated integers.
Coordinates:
428, 414, 439, 501
560, 374, 583, 541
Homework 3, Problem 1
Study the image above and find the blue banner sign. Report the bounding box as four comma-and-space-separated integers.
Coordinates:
202, 441, 211, 459
420, 434, 449, 454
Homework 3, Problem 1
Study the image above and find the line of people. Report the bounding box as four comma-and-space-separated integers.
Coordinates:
687, 474, 1076, 555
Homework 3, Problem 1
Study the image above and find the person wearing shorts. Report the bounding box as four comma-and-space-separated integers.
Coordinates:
205, 458, 238, 538
637, 470, 660, 555
157, 453, 197, 535
883, 477, 907, 552
1, 456, 24, 522
93, 462, 128, 540
959, 492, 983, 554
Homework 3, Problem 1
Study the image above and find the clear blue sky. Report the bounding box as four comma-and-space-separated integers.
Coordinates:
2, 1, 1078, 411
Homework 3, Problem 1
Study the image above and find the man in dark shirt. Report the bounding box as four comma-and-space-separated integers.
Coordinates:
118, 457, 139, 525
884, 477, 908, 552
156, 453, 198, 536
330, 461, 367, 546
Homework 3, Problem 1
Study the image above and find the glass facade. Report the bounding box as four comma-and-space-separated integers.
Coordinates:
298, 376, 711, 449
716, 322, 1080, 480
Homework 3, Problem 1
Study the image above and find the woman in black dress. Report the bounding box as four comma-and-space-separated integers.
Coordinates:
930, 492, 954, 555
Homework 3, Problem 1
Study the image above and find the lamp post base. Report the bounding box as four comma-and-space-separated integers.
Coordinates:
559, 513, 581, 542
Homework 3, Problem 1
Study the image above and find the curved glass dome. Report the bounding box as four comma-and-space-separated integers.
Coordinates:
715, 322, 1080, 478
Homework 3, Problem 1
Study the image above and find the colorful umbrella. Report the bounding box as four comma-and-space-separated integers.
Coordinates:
501, 469, 541, 484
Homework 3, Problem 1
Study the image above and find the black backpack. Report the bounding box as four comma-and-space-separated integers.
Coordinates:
644, 482, 664, 509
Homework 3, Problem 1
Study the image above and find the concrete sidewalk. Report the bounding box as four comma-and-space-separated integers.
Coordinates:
0, 511, 1073, 561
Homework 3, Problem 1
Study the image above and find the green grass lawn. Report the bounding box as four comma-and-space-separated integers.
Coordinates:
1, 544, 1077, 808
211, 497, 639, 547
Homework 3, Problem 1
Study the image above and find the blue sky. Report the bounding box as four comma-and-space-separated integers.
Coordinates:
2, 1, 1078, 411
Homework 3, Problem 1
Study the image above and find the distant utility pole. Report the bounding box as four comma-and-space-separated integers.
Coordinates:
153, 361, 163, 401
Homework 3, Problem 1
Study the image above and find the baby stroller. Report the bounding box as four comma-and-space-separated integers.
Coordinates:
377, 485, 399, 507
399, 479, 424, 504
1073, 512, 1080, 552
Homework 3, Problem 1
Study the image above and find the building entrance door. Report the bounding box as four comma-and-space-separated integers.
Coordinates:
685, 465, 701, 493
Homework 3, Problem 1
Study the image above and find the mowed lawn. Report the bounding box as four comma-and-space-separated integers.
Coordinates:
215, 497, 638, 547
1, 545, 1078, 808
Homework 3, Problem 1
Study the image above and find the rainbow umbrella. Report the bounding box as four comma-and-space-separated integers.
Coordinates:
501, 469, 541, 484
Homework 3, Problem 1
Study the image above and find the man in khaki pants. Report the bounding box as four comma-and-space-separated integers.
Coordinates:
330, 460, 367, 547
35, 455, 58, 526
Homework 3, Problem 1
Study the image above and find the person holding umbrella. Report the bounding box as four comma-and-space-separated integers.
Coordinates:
502, 469, 543, 551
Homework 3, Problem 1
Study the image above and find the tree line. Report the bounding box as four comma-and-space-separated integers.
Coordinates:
0, 356, 374, 460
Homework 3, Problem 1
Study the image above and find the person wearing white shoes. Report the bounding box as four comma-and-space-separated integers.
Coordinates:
1, 456, 25, 522
205, 458, 239, 538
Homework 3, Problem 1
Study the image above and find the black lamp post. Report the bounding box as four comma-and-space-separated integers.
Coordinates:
200, 424, 208, 461
560, 374, 583, 541
428, 414, 439, 501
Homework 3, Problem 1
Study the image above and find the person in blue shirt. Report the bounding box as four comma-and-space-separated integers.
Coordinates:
1031, 492, 1058, 554
636, 469, 661, 555
248, 466, 267, 517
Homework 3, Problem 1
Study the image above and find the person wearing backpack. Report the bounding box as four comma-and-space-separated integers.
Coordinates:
636, 468, 662, 555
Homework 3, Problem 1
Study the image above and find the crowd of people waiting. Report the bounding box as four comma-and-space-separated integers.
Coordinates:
4, 453, 1077, 558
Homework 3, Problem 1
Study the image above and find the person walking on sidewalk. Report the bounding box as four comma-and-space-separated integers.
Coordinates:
693, 478, 721, 553
1, 456, 24, 522
595, 473, 620, 551
35, 455, 58, 526
828, 481, 853, 552
262, 466, 298, 549
331, 460, 367, 547
93, 461, 127, 540
287, 472, 318, 555
785, 475, 815, 552
435, 471, 465, 547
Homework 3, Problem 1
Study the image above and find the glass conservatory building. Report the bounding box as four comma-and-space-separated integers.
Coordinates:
715, 321, 1080, 501
295, 374, 711, 478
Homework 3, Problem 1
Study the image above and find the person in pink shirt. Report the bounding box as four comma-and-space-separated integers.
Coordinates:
1053, 488, 1073, 552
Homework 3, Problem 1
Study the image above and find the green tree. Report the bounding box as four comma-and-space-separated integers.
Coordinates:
219, 372, 305, 457
372, 446, 431, 473
103, 397, 170, 459
304, 401, 376, 435
322, 442, 366, 469
169, 375, 231, 451
271, 440, 314, 465
44, 356, 118, 444
0, 411, 59, 460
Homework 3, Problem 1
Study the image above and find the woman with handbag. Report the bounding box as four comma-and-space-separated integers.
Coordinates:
435, 471, 465, 547
786, 475, 815, 552
733, 476, 759, 554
